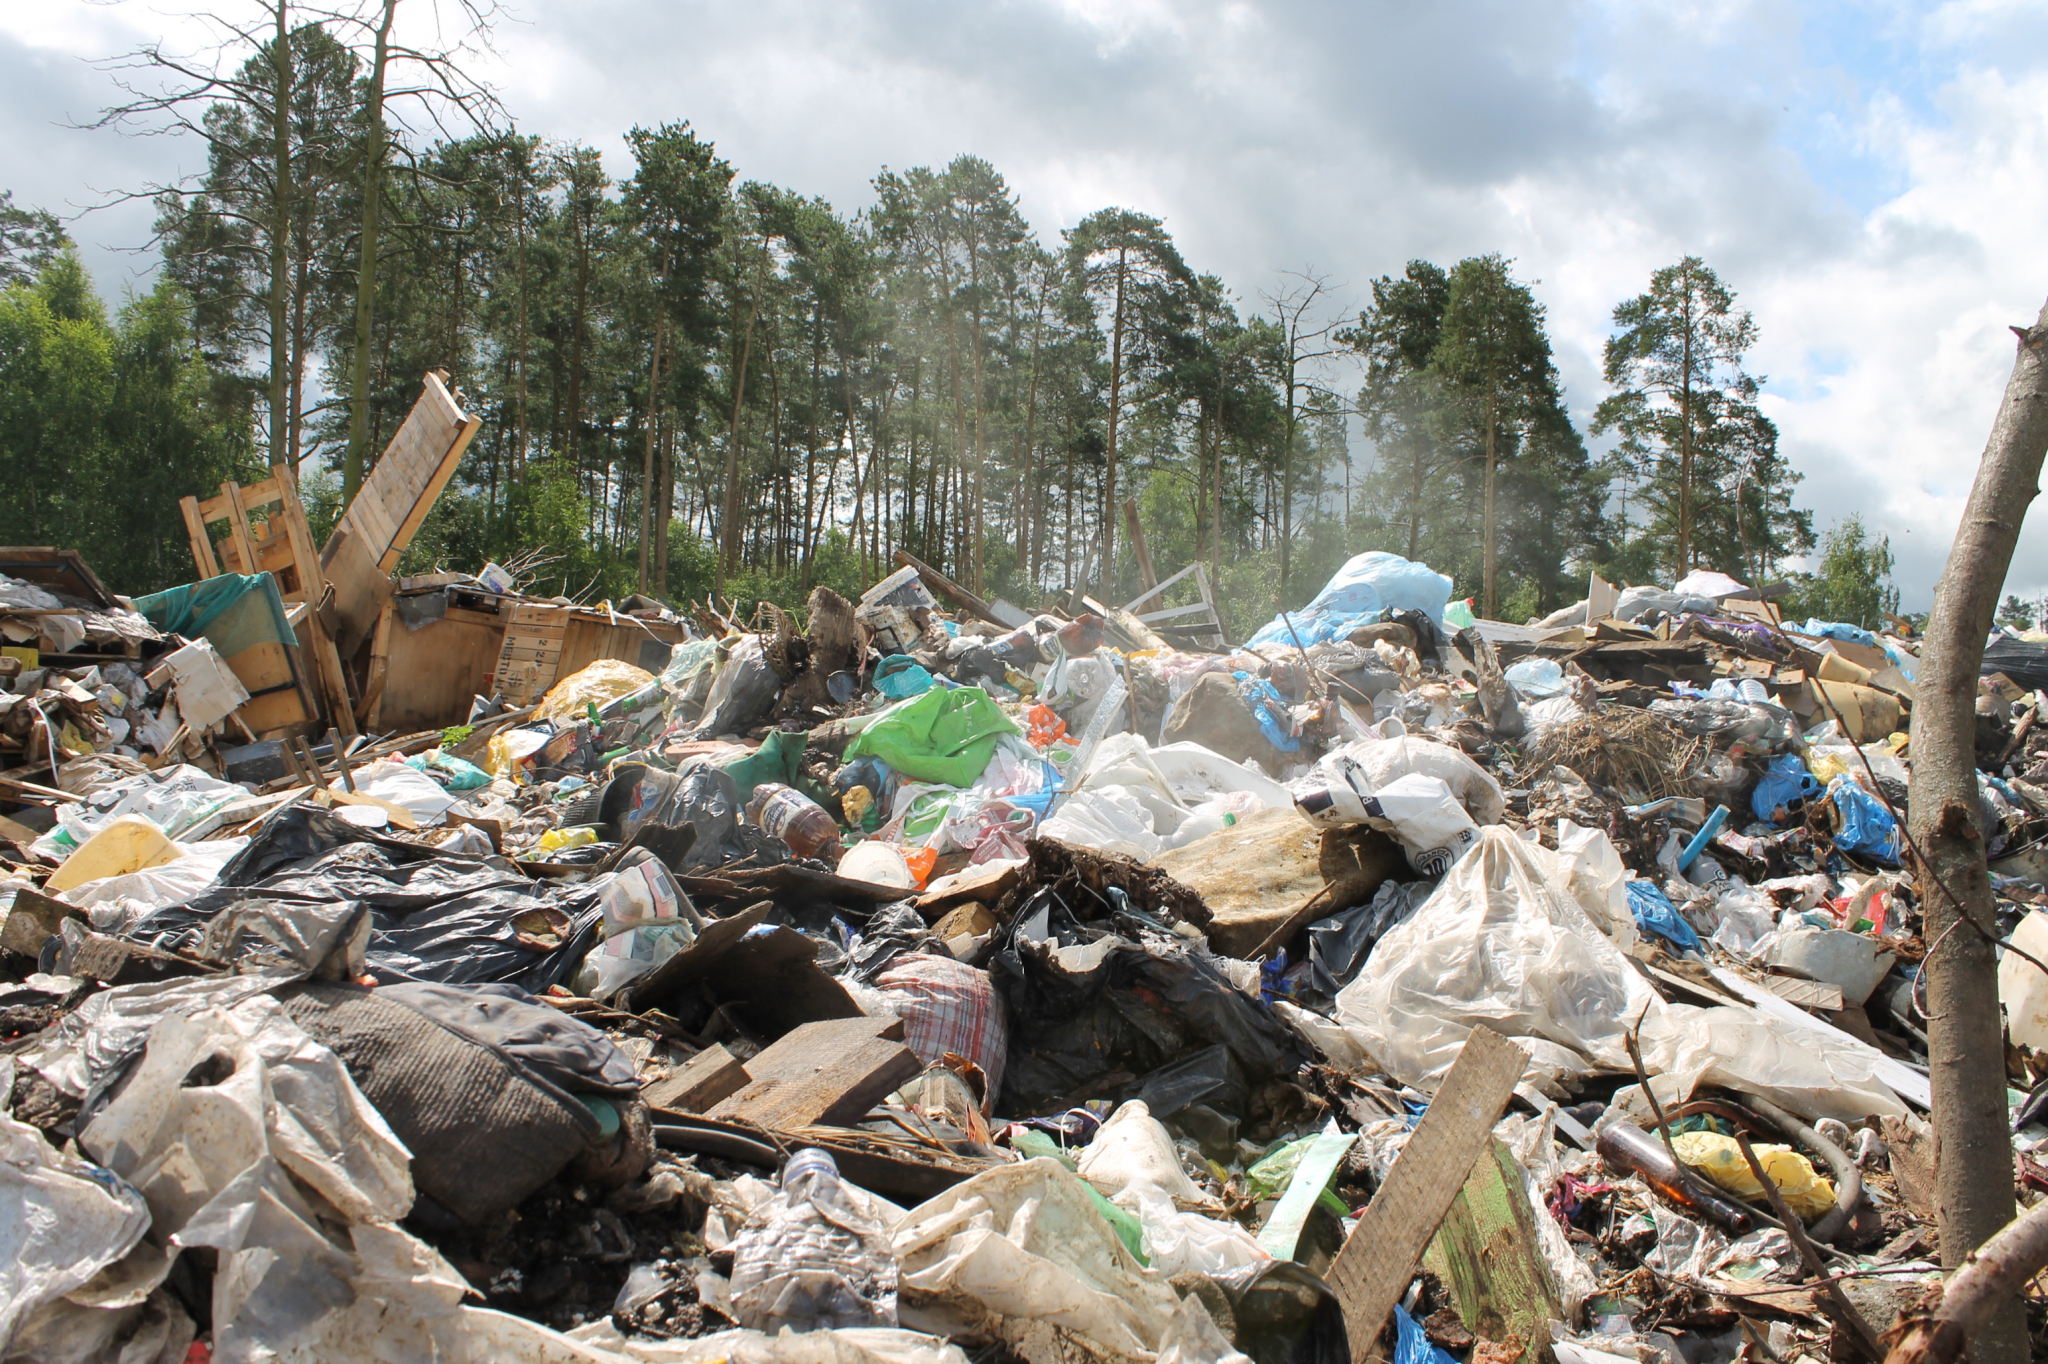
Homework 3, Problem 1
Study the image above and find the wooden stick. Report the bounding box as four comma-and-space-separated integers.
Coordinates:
326, 727, 357, 793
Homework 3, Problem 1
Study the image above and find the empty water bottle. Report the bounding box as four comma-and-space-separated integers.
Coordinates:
729, 1148, 898, 1332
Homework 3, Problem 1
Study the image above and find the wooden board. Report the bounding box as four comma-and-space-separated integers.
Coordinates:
320, 372, 481, 655
709, 1015, 921, 1130
1422, 1137, 1562, 1364
643, 1043, 752, 1113
1761, 974, 1846, 1012
372, 606, 506, 732
1, 886, 81, 956
1324, 1026, 1527, 1363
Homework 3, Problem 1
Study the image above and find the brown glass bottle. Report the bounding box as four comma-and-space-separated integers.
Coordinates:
1597, 1121, 1756, 1234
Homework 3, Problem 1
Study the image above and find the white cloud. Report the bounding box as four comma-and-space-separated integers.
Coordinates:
3, 0, 2045, 606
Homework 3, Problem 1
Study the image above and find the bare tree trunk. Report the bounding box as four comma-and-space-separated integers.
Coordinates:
718, 242, 769, 594
637, 301, 667, 591
344, 0, 397, 501
1906, 296, 2048, 1364
1482, 395, 1499, 619
1103, 245, 1127, 587
1886, 1197, 2048, 1364
267, 1, 293, 471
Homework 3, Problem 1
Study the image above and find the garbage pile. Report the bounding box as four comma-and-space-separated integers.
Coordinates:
3, 539, 2038, 1364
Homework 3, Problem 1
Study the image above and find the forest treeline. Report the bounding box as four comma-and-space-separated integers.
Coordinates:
0, 5, 1899, 636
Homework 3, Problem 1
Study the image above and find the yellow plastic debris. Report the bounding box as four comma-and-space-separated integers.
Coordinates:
48, 814, 181, 892
538, 826, 598, 854
534, 659, 655, 725
1671, 1130, 1837, 1221
485, 727, 550, 781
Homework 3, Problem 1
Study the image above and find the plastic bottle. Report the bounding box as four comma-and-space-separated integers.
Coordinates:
746, 783, 843, 863
729, 1148, 898, 1331
1596, 1121, 1755, 1233
1056, 613, 1105, 654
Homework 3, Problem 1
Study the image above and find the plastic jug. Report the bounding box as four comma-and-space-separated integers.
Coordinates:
729, 1148, 898, 1331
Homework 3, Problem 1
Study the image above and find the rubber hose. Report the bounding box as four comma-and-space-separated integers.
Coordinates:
1735, 1091, 1862, 1246
651, 1123, 783, 1167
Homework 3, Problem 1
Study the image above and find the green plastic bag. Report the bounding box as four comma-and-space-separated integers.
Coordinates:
843, 686, 1022, 787
1013, 1132, 1148, 1265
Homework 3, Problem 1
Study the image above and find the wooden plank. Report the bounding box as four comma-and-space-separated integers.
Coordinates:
1136, 600, 1214, 624
320, 372, 479, 653
1124, 560, 1201, 612
1422, 1137, 1563, 1364
892, 548, 1006, 627
180, 496, 222, 579
644, 1044, 752, 1113
1324, 1025, 1527, 1363
273, 464, 356, 739
1762, 974, 1845, 1012
1195, 564, 1230, 648
2, 887, 82, 956
359, 599, 395, 730
220, 480, 260, 580
710, 1015, 921, 1131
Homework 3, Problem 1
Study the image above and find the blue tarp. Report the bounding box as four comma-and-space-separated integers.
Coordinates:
1245, 551, 1454, 649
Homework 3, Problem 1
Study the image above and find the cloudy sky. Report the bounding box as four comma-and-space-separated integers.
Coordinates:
5, 0, 2046, 610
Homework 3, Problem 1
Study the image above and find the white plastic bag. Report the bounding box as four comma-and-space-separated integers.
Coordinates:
893, 1158, 1181, 1362
1335, 827, 1663, 1089
0, 1061, 151, 1344
1077, 1101, 1215, 1208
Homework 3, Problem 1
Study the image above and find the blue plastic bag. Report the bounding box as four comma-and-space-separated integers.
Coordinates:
1798, 618, 1880, 648
405, 749, 492, 791
1393, 1305, 1461, 1364
874, 654, 934, 699
1240, 675, 1302, 752
1751, 752, 1822, 823
1827, 775, 1902, 864
1245, 551, 1454, 649
1627, 879, 1702, 954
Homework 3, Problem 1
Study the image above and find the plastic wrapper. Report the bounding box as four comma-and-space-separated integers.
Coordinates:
1116, 1180, 1271, 1278
354, 757, 459, 822
995, 926, 1305, 1119
892, 1158, 1182, 1362
693, 636, 782, 738
1503, 657, 1567, 699
1613, 586, 1716, 622
1306, 879, 1431, 995
127, 806, 603, 992
405, 747, 493, 791
1297, 735, 1505, 827
1331, 827, 1666, 1088
1650, 697, 1797, 748
32, 764, 240, 861
484, 726, 550, 780
1751, 751, 1824, 823
71, 989, 415, 1360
